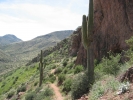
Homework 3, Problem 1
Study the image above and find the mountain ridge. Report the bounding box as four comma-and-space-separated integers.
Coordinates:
0, 30, 73, 64
0, 34, 22, 46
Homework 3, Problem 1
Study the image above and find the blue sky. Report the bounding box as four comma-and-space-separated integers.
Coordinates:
0, 0, 88, 41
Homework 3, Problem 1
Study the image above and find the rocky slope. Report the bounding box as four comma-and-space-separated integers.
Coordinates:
27, 35, 72, 65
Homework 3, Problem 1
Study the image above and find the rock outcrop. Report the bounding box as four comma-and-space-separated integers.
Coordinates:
119, 67, 133, 82
71, 0, 133, 66
70, 27, 87, 67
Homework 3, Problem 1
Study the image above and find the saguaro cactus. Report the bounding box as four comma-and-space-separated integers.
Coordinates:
39, 50, 44, 87
82, 0, 94, 84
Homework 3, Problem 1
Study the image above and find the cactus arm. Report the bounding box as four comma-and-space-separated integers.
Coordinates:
82, 15, 89, 49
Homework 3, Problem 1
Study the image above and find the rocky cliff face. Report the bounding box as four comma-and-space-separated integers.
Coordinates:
70, 27, 87, 67
71, 0, 133, 66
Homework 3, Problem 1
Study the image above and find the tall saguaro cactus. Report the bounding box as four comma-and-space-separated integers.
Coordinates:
39, 50, 44, 87
82, 0, 94, 85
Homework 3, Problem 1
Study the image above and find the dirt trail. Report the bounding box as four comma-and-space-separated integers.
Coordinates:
50, 83, 64, 100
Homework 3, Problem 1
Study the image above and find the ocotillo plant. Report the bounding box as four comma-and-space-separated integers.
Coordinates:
39, 50, 44, 87
82, 0, 94, 85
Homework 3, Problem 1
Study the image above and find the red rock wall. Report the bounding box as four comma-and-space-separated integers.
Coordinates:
71, 0, 133, 66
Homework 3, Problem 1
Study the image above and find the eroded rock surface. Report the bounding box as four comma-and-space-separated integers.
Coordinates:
70, 0, 133, 66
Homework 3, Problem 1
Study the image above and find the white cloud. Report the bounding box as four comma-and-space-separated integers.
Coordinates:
0, 1, 88, 41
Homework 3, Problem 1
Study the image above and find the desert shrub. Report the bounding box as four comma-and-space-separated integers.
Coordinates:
89, 81, 105, 100
63, 61, 67, 67
35, 87, 42, 93
74, 65, 84, 74
13, 76, 19, 85
15, 76, 19, 80
49, 74, 56, 83
126, 36, 133, 50
46, 64, 56, 70
12, 80, 16, 85
34, 87, 53, 100
95, 53, 121, 76
43, 87, 54, 96
0, 78, 2, 82
34, 81, 38, 86
62, 67, 69, 74
71, 72, 89, 100
25, 92, 36, 100
106, 77, 120, 92
58, 73, 65, 85
63, 78, 72, 93
25, 67, 29, 71
17, 85, 26, 93
54, 67, 63, 74
51, 65, 56, 69
1, 82, 6, 88
67, 69, 74, 74
89, 75, 120, 100
7, 91, 15, 99
66, 63, 74, 69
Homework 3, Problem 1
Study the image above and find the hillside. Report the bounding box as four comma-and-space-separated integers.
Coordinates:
0, 49, 13, 74
0, 32, 75, 100
1, 29, 133, 100
0, 34, 22, 46
0, 30, 73, 63
0, 49, 11, 62
1, 0, 133, 100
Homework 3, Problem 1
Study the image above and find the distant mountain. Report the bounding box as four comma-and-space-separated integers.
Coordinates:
0, 30, 73, 63
35, 30, 73, 40
0, 34, 22, 46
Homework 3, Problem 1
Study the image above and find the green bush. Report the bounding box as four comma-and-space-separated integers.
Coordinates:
66, 63, 74, 69
34, 81, 38, 86
25, 92, 36, 100
74, 65, 84, 74
43, 87, 54, 96
51, 65, 56, 69
34, 87, 53, 100
62, 67, 69, 74
7, 91, 15, 99
95, 53, 121, 76
89, 81, 105, 100
0, 78, 2, 82
89, 76, 120, 100
54, 67, 63, 74
13, 77, 19, 85
63, 79, 72, 93
67, 69, 74, 74
49, 74, 56, 83
126, 36, 133, 50
63, 61, 67, 67
58, 73, 65, 85
71, 72, 89, 100
35, 87, 42, 93
1, 82, 5, 88
17, 85, 26, 93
